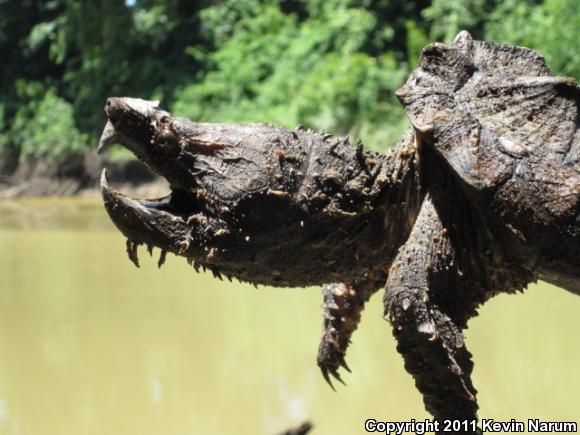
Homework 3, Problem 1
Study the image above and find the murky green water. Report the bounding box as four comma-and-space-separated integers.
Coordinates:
0, 198, 578, 435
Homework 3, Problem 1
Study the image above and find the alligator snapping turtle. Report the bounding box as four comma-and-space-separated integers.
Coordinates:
98, 32, 579, 430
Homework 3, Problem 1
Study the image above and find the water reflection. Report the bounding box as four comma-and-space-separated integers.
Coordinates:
0, 198, 578, 435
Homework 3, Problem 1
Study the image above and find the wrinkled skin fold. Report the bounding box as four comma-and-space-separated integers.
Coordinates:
99, 31, 579, 433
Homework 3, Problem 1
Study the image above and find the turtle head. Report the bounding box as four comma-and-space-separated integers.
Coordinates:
99, 98, 408, 287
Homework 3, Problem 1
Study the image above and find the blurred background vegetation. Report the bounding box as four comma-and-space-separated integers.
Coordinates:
1, 0, 579, 173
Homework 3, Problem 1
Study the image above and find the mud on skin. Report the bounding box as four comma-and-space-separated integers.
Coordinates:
99, 31, 579, 434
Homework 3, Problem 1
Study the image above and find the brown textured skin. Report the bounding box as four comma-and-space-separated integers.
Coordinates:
99, 32, 579, 433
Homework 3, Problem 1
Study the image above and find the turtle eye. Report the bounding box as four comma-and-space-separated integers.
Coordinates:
160, 116, 171, 125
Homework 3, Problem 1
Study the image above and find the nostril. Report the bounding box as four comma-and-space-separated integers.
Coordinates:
105, 98, 121, 123
105, 98, 116, 112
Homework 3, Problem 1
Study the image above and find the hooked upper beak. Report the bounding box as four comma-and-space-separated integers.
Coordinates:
97, 97, 161, 154
97, 121, 118, 154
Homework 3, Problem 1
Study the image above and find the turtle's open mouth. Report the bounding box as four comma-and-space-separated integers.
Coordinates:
100, 169, 199, 224
99, 169, 203, 267
97, 97, 209, 267
96, 97, 290, 271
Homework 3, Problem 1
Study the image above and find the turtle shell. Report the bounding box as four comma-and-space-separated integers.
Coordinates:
397, 31, 580, 292
397, 30, 579, 189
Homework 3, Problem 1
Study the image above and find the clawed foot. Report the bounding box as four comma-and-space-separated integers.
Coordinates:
316, 281, 378, 390
317, 325, 351, 390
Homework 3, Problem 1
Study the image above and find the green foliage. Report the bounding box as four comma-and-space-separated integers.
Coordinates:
0, 0, 577, 171
173, 1, 410, 150
27, 15, 67, 64
405, 20, 430, 70
0, 103, 7, 154
8, 84, 87, 162
486, 0, 580, 78
424, 0, 490, 42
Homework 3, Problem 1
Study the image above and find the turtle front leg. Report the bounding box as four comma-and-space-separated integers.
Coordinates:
317, 276, 383, 388
383, 154, 532, 430
384, 194, 479, 431
384, 286, 478, 425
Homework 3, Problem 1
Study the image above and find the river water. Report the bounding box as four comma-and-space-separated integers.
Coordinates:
0, 198, 578, 435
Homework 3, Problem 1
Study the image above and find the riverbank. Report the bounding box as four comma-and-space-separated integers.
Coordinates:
0, 151, 168, 199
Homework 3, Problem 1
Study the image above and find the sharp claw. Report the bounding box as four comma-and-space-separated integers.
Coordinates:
338, 356, 351, 373
147, 244, 153, 256
126, 239, 140, 268
330, 369, 347, 386
157, 249, 167, 268
320, 368, 336, 392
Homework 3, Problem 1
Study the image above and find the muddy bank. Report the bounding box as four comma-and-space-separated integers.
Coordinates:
0, 150, 169, 199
